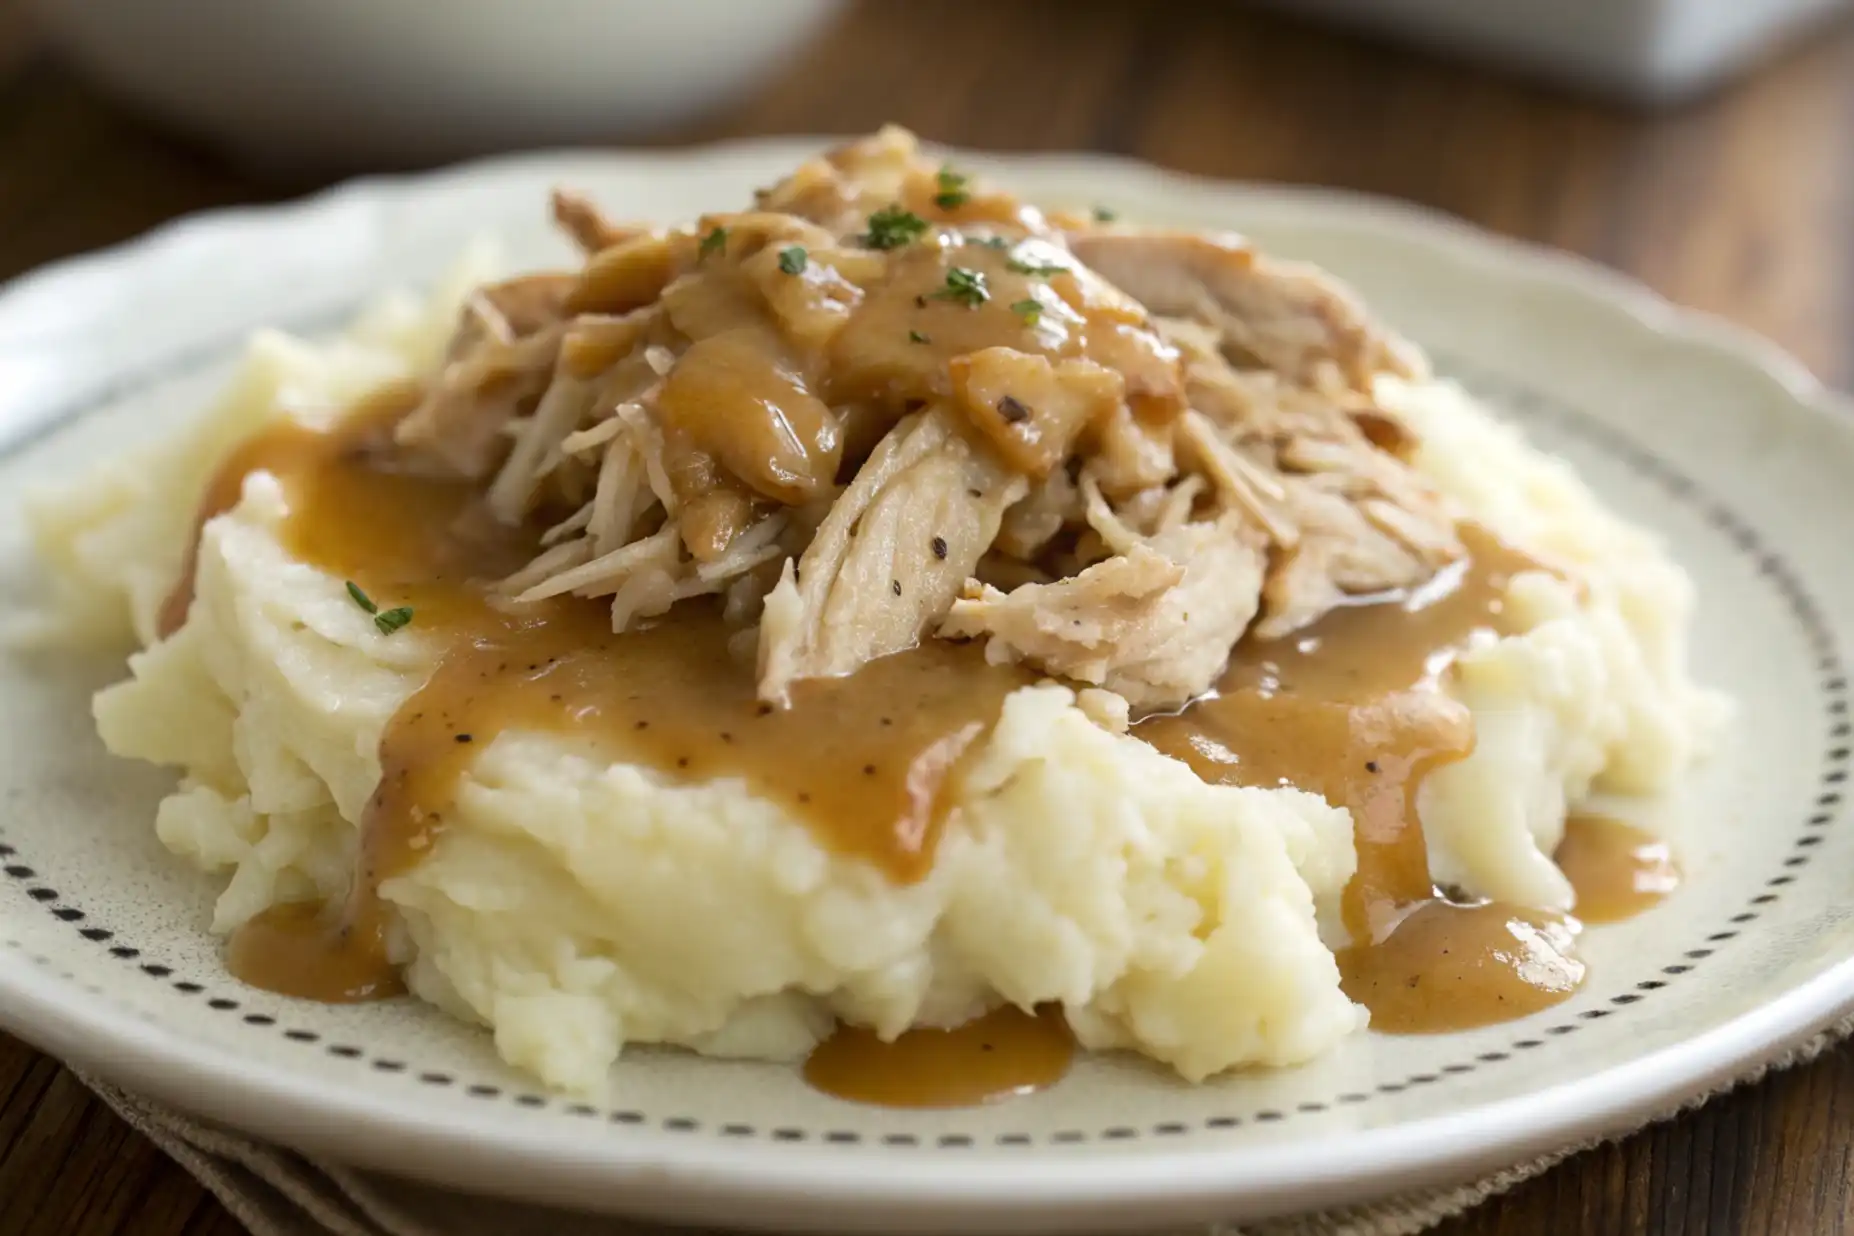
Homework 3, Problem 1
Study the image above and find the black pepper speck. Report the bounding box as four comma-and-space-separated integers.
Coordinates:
931, 536, 948, 560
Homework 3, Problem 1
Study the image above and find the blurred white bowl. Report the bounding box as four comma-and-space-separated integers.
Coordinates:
32, 0, 847, 170
1250, 0, 1852, 103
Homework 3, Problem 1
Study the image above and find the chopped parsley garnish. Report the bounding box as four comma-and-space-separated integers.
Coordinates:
346, 580, 412, 634
698, 226, 728, 260
862, 205, 929, 250
1009, 298, 1042, 323
373, 607, 415, 636
909, 329, 930, 344
1006, 257, 1067, 277
934, 166, 970, 210
930, 266, 988, 307
777, 246, 808, 275
975, 236, 1010, 250
1092, 205, 1117, 222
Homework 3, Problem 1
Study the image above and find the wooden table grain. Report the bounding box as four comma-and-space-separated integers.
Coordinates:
3, 3, 1853, 1233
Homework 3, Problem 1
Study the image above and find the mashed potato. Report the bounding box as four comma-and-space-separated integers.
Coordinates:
28, 253, 1721, 1093
1388, 376, 1731, 910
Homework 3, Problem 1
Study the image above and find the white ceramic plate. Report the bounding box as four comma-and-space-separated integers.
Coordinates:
1, 141, 1851, 1235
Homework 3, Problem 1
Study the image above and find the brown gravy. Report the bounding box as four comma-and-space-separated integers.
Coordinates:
1137, 527, 1589, 1033
223, 901, 403, 1002
166, 388, 1673, 1085
185, 388, 1029, 1003
803, 1005, 1074, 1109
1333, 902, 1583, 1034
1556, 814, 1680, 924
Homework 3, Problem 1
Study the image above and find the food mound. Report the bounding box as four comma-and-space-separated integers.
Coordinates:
31, 128, 1724, 1101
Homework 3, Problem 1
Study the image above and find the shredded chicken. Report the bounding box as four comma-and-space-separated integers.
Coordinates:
1067, 228, 1425, 394
758, 410, 1026, 704
758, 124, 1052, 240
995, 467, 1081, 560
384, 126, 1470, 708
393, 293, 568, 479
941, 517, 1263, 710
551, 189, 644, 256
1168, 349, 1461, 635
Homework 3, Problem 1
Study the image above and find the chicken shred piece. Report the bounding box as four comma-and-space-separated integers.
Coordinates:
1067, 227, 1426, 393
995, 467, 1081, 561
757, 409, 1026, 704
1162, 325, 1462, 633
947, 347, 1123, 478
392, 275, 577, 479
551, 189, 646, 255
940, 516, 1263, 710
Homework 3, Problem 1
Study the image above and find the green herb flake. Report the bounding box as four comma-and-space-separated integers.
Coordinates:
1092, 205, 1117, 222
1009, 298, 1042, 323
934, 166, 971, 210
345, 581, 378, 615
909, 329, 931, 344
374, 607, 415, 636
862, 205, 929, 250
777, 246, 808, 275
931, 266, 989, 308
698, 226, 728, 260
975, 236, 1009, 250
1006, 257, 1067, 277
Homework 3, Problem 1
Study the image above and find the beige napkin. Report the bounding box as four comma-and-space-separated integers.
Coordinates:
76, 1014, 1854, 1236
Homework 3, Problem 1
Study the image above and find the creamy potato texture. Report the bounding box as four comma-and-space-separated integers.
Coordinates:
28, 227, 1722, 1094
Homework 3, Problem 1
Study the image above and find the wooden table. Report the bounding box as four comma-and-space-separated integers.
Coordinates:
4, 3, 1854, 1233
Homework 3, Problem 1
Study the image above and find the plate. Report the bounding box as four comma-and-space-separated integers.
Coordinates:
1, 140, 1851, 1234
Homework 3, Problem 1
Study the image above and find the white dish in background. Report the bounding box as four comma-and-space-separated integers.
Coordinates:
27, 0, 846, 169
1255, 0, 1852, 103
2, 141, 1853, 1233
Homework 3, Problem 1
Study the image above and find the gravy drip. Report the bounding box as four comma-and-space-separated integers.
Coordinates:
1331, 901, 1582, 1034
1137, 526, 1588, 1033
1555, 814, 1680, 924
170, 389, 1027, 1003
803, 1005, 1075, 1109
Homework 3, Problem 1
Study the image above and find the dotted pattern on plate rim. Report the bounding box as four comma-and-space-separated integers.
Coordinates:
0, 326, 1845, 1148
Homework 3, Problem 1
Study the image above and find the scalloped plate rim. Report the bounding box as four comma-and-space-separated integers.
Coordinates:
0, 138, 1849, 1232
